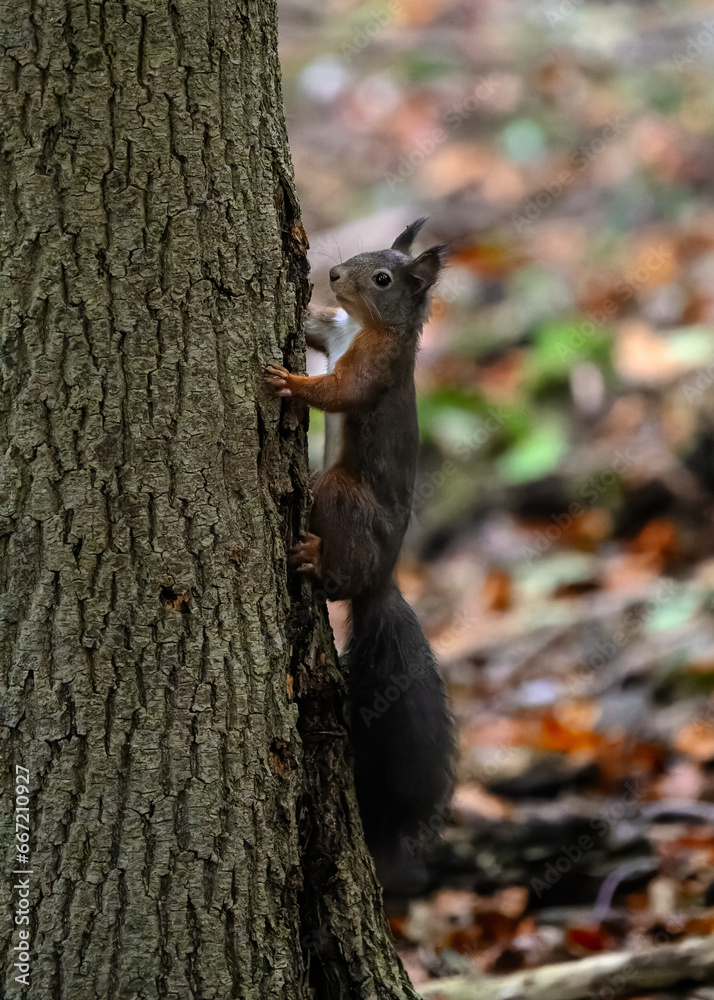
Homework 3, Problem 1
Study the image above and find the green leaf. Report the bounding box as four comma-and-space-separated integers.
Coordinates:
497, 414, 568, 483
526, 319, 613, 392
666, 326, 714, 366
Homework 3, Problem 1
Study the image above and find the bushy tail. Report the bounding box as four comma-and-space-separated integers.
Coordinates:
347, 581, 454, 892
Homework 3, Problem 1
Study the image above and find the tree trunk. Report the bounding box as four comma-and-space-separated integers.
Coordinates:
0, 2, 417, 997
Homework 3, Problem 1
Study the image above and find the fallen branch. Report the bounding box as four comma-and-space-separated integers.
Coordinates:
419, 935, 714, 1000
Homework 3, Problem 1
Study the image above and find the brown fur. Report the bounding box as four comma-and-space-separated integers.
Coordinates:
266, 327, 396, 412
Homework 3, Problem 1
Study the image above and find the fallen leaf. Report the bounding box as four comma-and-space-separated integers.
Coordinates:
482, 567, 512, 612
452, 782, 514, 821
675, 720, 714, 761
566, 926, 611, 953
683, 914, 714, 935
616, 321, 714, 384
630, 519, 678, 561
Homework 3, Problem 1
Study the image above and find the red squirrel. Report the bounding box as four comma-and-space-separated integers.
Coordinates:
266, 219, 454, 891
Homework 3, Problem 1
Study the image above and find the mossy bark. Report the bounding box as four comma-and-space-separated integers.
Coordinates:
0, 1, 418, 998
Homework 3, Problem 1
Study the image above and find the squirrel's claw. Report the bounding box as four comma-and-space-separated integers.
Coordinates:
264, 364, 292, 396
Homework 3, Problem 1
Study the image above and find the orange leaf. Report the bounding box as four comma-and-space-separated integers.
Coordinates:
630, 518, 677, 559
451, 242, 523, 280
683, 915, 714, 935
675, 720, 714, 761
626, 892, 650, 912
476, 911, 521, 948
541, 702, 603, 754
388, 916, 407, 939
558, 509, 612, 551
446, 926, 483, 955
482, 568, 512, 612
566, 926, 609, 952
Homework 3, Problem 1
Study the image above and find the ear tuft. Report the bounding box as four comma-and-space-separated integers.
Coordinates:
405, 244, 447, 295
391, 217, 428, 255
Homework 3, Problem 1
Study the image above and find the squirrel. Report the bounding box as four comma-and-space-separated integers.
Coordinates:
265, 219, 455, 892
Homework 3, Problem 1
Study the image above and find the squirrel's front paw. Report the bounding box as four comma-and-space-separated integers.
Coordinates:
264, 364, 292, 397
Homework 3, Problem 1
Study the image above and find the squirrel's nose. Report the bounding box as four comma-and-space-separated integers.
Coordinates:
329, 267, 341, 282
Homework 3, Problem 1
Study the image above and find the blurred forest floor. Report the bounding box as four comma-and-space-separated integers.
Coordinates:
278, 0, 714, 991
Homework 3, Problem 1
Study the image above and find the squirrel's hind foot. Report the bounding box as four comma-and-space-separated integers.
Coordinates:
288, 532, 322, 574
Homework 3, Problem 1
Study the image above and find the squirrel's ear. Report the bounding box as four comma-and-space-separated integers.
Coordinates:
405, 244, 447, 295
391, 217, 428, 254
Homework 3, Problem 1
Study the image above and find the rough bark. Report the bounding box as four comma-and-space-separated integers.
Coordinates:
0, 1, 417, 997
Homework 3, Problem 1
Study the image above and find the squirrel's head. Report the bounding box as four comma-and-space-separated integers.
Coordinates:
328, 218, 447, 330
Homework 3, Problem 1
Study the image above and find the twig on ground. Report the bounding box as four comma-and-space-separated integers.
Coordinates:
419, 935, 714, 1000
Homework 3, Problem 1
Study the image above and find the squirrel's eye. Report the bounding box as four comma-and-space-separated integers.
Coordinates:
372, 271, 392, 287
